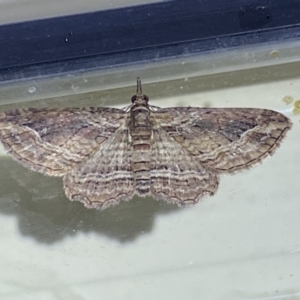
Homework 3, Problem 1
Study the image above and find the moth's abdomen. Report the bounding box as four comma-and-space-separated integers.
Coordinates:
130, 106, 152, 196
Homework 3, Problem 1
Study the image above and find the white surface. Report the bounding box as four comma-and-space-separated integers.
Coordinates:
0, 76, 299, 300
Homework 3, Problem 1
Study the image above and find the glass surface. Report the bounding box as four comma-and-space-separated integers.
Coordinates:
0, 41, 299, 299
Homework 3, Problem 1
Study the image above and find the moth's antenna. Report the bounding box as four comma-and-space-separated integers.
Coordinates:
136, 77, 142, 95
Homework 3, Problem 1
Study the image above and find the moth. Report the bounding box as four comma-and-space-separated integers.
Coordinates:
0, 78, 292, 210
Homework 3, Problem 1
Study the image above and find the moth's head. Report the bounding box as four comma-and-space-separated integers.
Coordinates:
131, 77, 149, 104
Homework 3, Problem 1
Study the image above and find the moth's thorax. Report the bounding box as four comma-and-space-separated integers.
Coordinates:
130, 102, 150, 125
129, 98, 152, 149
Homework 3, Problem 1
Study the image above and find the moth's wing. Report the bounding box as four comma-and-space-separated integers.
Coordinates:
63, 127, 135, 210
153, 107, 291, 173
0, 107, 126, 176
150, 123, 219, 206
